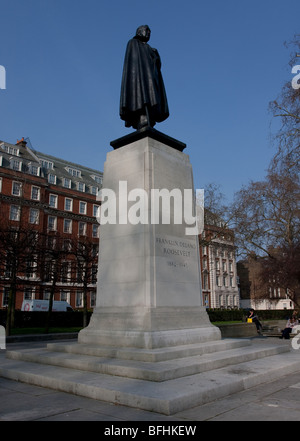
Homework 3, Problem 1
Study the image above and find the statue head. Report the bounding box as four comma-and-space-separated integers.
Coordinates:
135, 25, 151, 42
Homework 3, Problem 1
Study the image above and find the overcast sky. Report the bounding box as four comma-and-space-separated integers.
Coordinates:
0, 0, 299, 202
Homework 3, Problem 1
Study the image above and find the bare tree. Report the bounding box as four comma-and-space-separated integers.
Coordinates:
269, 34, 300, 171
71, 237, 98, 328
39, 232, 72, 334
0, 220, 40, 336
232, 36, 300, 308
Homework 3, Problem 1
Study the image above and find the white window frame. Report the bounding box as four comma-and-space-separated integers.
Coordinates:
31, 185, 40, 201
48, 215, 57, 231
92, 224, 99, 238
48, 174, 57, 185
78, 221, 87, 236
64, 197, 73, 212
29, 208, 39, 224
9, 205, 21, 221
49, 194, 58, 208
79, 201, 87, 215
12, 181, 22, 196
63, 219, 72, 234
63, 178, 71, 189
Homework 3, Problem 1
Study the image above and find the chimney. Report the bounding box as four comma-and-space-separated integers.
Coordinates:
16, 137, 27, 148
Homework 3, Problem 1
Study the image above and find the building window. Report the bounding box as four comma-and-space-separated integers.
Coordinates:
48, 216, 57, 231
24, 288, 34, 300
204, 294, 209, 308
202, 272, 208, 290
76, 291, 83, 308
92, 264, 98, 284
67, 167, 81, 178
0, 177, 2, 192
43, 290, 51, 301
91, 175, 103, 185
91, 186, 98, 196
65, 198, 73, 212
63, 178, 71, 189
93, 204, 100, 218
2, 287, 10, 307
92, 224, 99, 238
26, 258, 37, 279
29, 164, 40, 176
44, 261, 53, 282
48, 174, 56, 184
90, 292, 96, 308
29, 208, 39, 224
64, 219, 72, 234
31, 186, 40, 201
60, 290, 70, 303
10, 205, 20, 221
61, 262, 71, 283
12, 181, 22, 196
11, 159, 21, 171
218, 295, 223, 307
1, 144, 19, 156
41, 160, 53, 169
78, 222, 87, 236
63, 239, 72, 251
77, 182, 85, 192
79, 201, 87, 215
49, 194, 58, 208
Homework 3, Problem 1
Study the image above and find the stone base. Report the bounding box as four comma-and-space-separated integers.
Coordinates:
78, 306, 221, 348
2, 339, 300, 415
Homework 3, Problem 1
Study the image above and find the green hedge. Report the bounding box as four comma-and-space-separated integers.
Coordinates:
207, 309, 294, 322
0, 309, 295, 329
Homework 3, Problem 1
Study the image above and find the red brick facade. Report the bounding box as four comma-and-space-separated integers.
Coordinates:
0, 139, 101, 310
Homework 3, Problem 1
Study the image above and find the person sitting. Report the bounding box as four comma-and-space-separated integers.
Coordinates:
247, 309, 263, 335
280, 314, 299, 340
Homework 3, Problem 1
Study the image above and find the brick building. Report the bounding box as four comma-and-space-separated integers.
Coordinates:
238, 256, 294, 310
0, 138, 102, 310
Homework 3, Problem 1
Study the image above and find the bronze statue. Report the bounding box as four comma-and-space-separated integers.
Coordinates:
120, 25, 169, 130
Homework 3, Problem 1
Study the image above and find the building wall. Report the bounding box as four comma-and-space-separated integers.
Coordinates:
237, 258, 294, 310
0, 138, 102, 310
199, 225, 240, 309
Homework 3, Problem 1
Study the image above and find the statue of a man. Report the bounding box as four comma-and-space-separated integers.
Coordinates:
120, 25, 169, 130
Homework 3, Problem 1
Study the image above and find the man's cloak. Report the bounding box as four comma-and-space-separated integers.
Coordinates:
120, 37, 169, 128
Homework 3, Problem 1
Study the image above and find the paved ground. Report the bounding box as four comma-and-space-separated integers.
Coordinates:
0, 338, 300, 422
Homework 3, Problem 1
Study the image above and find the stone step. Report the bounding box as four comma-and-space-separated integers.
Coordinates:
46, 338, 250, 362
5, 341, 289, 382
1, 349, 300, 415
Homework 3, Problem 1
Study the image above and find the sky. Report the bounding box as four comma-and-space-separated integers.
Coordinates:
0, 0, 299, 203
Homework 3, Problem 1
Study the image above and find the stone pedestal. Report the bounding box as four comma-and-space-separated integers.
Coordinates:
79, 130, 220, 348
